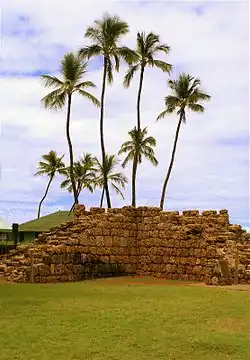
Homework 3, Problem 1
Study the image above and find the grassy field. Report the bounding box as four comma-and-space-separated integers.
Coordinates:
0, 278, 249, 360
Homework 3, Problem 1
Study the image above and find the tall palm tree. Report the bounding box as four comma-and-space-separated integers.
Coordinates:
157, 73, 211, 210
61, 153, 97, 211
119, 127, 158, 207
93, 154, 128, 208
35, 150, 65, 219
41, 52, 100, 205
79, 13, 136, 208
124, 32, 172, 131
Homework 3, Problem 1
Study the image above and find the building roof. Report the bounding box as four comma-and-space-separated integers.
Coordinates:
0, 217, 11, 232
19, 211, 74, 232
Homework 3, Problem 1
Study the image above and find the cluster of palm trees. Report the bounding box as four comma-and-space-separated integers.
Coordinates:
35, 13, 211, 219
35, 151, 127, 218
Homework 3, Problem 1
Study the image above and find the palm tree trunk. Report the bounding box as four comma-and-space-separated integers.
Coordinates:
70, 183, 82, 213
136, 66, 144, 131
66, 93, 78, 205
37, 175, 53, 219
100, 187, 105, 208
131, 66, 144, 208
69, 202, 75, 213
131, 154, 138, 207
160, 112, 183, 210
100, 57, 111, 208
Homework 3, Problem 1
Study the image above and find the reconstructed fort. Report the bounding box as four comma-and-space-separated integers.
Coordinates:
1, 205, 250, 285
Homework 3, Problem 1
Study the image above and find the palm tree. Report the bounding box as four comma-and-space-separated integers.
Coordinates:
79, 13, 136, 208
124, 32, 172, 131
61, 153, 97, 211
93, 154, 128, 208
35, 150, 65, 219
157, 73, 211, 210
41, 52, 100, 205
119, 127, 158, 207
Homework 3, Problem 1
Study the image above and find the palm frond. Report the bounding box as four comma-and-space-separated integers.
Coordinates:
142, 136, 156, 147
113, 53, 120, 72
165, 95, 180, 108
79, 45, 102, 59
83, 182, 94, 193
61, 179, 71, 189
40, 75, 63, 88
42, 152, 55, 162
189, 89, 211, 103
109, 172, 128, 185
167, 78, 178, 91
145, 32, 159, 52
187, 103, 205, 112
153, 60, 172, 74
106, 154, 119, 172
111, 183, 125, 199
75, 80, 97, 90
121, 153, 134, 168
144, 153, 158, 166
106, 57, 114, 84
101, 13, 129, 41
41, 89, 66, 110
77, 89, 100, 107
36, 164, 51, 173
188, 77, 201, 94
84, 27, 102, 42
155, 44, 171, 54
156, 108, 170, 121
57, 167, 67, 176
61, 52, 80, 83
117, 46, 138, 65
136, 32, 145, 55
123, 64, 140, 88
34, 169, 49, 176
118, 140, 133, 149
118, 145, 134, 154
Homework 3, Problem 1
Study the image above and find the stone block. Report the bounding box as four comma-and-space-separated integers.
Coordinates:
228, 224, 242, 232
89, 207, 106, 214
202, 210, 218, 216
182, 210, 199, 217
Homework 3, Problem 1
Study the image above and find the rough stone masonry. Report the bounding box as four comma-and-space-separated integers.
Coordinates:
1, 205, 250, 285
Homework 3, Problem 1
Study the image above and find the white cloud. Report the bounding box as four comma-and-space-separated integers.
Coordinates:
243, 226, 250, 233
0, 1, 249, 226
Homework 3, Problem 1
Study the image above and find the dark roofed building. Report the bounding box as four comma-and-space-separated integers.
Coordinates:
19, 211, 74, 243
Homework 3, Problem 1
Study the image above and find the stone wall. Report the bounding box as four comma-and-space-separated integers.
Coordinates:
136, 208, 250, 285
1, 205, 250, 285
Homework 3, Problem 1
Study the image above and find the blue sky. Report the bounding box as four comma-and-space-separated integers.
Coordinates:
0, 0, 249, 229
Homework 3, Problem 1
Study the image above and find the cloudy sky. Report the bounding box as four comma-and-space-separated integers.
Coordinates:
0, 0, 249, 228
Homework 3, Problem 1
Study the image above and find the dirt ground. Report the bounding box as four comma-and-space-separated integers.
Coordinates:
96, 276, 250, 292
1, 274, 249, 291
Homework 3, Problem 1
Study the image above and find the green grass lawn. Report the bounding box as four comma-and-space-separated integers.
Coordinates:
0, 278, 249, 360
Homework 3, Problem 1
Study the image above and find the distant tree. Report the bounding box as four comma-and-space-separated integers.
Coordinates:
93, 154, 128, 208
119, 127, 158, 207
79, 13, 136, 208
41, 52, 99, 205
61, 153, 97, 211
35, 150, 65, 219
157, 73, 211, 209
124, 31, 171, 131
